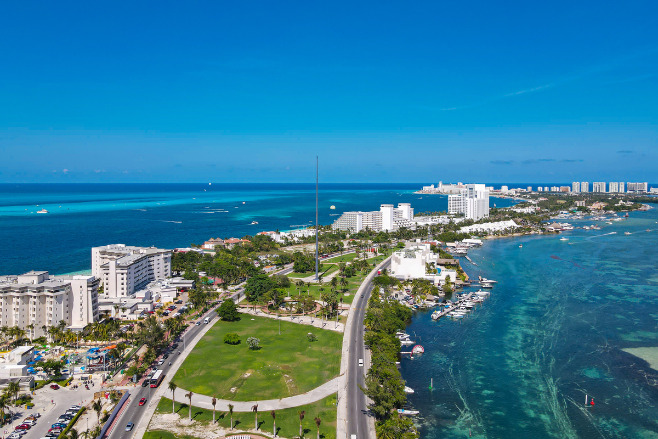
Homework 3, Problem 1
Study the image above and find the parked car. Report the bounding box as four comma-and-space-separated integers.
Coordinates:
139, 397, 147, 406
50, 384, 60, 389
7, 433, 22, 439
141, 379, 149, 387
22, 419, 36, 426
15, 424, 30, 430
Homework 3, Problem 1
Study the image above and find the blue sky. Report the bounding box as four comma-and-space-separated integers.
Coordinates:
1, 1, 657, 183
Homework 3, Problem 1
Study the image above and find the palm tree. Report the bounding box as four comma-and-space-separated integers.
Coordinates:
252, 404, 258, 430
168, 382, 177, 413
228, 403, 234, 430
314, 417, 321, 439
271, 410, 276, 437
92, 399, 103, 426
6, 381, 20, 403
67, 428, 79, 439
185, 391, 193, 420
211, 397, 217, 424
298, 410, 305, 438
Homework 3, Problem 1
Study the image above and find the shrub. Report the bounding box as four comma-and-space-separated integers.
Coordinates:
307, 333, 317, 342
246, 337, 261, 350
224, 333, 241, 345
217, 299, 240, 322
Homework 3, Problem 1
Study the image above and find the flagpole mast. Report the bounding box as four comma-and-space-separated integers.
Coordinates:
315, 156, 319, 281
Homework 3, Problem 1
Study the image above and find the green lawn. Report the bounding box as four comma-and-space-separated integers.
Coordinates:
151, 394, 337, 439
172, 315, 342, 401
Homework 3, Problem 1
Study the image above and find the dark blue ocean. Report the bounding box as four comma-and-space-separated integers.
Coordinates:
402, 207, 658, 438
0, 183, 517, 275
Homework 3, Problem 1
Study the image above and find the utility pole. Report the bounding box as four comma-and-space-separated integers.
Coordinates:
315, 155, 319, 281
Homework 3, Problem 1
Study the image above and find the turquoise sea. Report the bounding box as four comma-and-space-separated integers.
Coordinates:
402, 207, 658, 438
0, 183, 518, 275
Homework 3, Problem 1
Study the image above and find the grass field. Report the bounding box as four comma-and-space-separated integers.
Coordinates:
282, 251, 391, 305
172, 315, 342, 401
150, 394, 337, 439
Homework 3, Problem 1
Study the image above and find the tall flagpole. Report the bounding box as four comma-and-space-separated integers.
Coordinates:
315, 156, 319, 281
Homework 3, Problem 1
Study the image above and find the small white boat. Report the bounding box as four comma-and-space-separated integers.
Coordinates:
400, 339, 415, 345
404, 386, 415, 394
37, 209, 48, 214
519, 244, 523, 248
560, 237, 569, 241
412, 345, 424, 354
250, 221, 259, 225
624, 232, 631, 235
242, 201, 246, 204
397, 409, 419, 416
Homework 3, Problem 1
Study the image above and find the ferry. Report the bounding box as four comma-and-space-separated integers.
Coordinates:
37, 209, 49, 214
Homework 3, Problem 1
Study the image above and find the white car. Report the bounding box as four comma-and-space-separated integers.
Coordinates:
7, 434, 22, 439
358, 358, 364, 367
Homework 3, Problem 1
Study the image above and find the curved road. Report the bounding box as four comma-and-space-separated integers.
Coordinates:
345, 258, 390, 439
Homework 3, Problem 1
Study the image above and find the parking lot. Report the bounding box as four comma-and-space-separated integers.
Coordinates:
3, 374, 124, 439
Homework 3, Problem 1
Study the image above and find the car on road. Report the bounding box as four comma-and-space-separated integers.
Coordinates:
125, 422, 134, 431
50, 383, 60, 389
358, 358, 364, 366
157, 359, 165, 365
141, 379, 150, 387
195, 321, 201, 325
163, 353, 169, 359
139, 397, 147, 406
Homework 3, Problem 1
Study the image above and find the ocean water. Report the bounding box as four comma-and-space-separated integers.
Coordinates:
0, 183, 517, 275
402, 207, 658, 438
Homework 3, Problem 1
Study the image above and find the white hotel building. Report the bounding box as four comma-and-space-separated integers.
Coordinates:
448, 184, 490, 221
332, 203, 414, 233
0, 271, 99, 336
92, 244, 172, 298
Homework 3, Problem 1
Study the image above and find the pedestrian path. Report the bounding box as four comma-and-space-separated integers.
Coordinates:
168, 374, 344, 412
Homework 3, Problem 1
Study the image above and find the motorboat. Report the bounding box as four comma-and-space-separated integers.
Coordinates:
397, 409, 419, 416
37, 209, 48, 214
624, 232, 631, 235
400, 339, 415, 345
404, 386, 415, 394
560, 237, 569, 241
250, 221, 259, 225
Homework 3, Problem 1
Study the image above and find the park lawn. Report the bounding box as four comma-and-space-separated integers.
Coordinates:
323, 253, 357, 263
152, 394, 337, 439
173, 315, 342, 401
144, 431, 199, 439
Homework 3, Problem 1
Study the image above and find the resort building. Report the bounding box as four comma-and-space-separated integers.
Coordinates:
0, 271, 100, 336
593, 182, 606, 193
92, 244, 172, 298
627, 182, 648, 193
572, 182, 581, 193
459, 220, 519, 234
448, 184, 490, 221
581, 182, 590, 192
332, 203, 414, 232
390, 243, 456, 286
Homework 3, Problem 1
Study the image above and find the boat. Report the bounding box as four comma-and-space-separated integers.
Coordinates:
37, 209, 48, 214
479, 277, 497, 284
480, 283, 494, 289
404, 386, 415, 394
412, 345, 424, 354
624, 232, 631, 235
250, 221, 259, 225
519, 244, 523, 248
400, 339, 415, 345
242, 201, 246, 204
560, 237, 569, 241
397, 409, 419, 416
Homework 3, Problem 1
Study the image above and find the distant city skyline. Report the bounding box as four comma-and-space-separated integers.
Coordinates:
1, 1, 657, 183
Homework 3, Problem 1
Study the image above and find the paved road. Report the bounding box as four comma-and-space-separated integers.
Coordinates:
106, 306, 220, 439
345, 259, 390, 439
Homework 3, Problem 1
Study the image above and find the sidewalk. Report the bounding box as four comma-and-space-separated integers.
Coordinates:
169, 375, 343, 412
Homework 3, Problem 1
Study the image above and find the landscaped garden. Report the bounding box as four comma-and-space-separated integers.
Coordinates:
172, 315, 342, 401
147, 393, 337, 439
